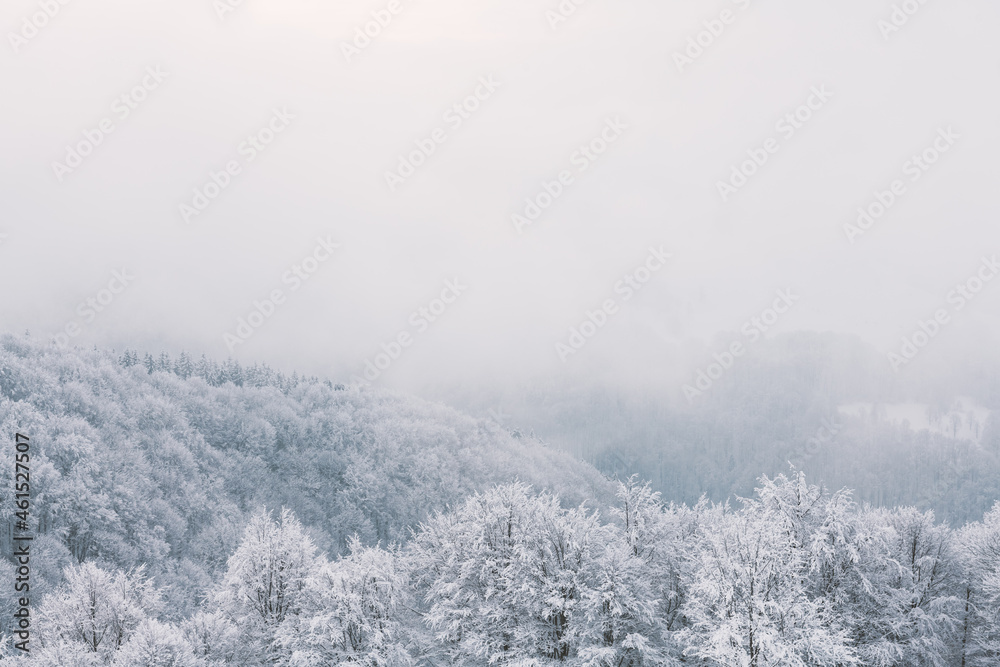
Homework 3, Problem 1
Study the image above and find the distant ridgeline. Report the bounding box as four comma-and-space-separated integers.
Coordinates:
445, 332, 1000, 527
115, 348, 333, 392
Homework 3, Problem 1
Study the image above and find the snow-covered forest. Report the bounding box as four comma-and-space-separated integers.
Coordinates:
2, 335, 1000, 666
4, 476, 1000, 666
5, 0, 1000, 662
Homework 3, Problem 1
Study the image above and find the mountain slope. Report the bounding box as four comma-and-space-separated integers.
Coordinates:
0, 334, 612, 617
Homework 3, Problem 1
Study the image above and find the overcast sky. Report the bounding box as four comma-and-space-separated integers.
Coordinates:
2, 0, 999, 392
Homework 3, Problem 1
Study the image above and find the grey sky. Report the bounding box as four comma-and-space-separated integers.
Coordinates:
2, 0, 998, 392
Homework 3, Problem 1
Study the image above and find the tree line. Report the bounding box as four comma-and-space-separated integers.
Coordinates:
5, 474, 999, 666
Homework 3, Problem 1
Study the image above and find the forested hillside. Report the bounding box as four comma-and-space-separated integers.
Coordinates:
0, 334, 612, 623
2, 334, 999, 665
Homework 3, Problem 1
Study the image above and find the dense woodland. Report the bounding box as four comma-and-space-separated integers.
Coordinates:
0, 335, 609, 634
1, 334, 999, 665
2, 475, 1000, 666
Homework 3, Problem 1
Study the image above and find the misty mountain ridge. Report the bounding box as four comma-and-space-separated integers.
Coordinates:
426, 331, 1000, 524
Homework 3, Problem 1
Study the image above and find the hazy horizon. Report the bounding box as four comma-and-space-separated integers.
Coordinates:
3, 0, 999, 395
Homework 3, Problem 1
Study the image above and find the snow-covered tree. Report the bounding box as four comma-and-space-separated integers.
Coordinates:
577, 476, 674, 666
852, 506, 961, 666
20, 640, 104, 666
212, 508, 319, 664
36, 562, 161, 661
182, 611, 242, 665
577, 533, 661, 667
681, 493, 856, 667
957, 502, 1000, 666
279, 537, 410, 667
412, 482, 600, 664
112, 619, 202, 667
